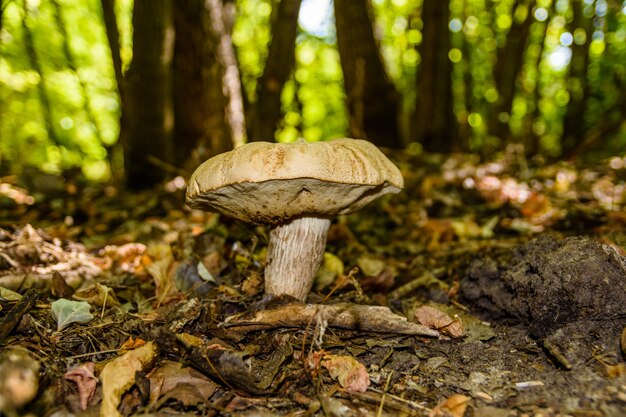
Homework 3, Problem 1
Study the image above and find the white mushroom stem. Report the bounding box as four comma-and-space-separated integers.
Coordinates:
265, 217, 331, 301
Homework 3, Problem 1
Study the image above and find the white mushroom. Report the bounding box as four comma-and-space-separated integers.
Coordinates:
186, 138, 404, 301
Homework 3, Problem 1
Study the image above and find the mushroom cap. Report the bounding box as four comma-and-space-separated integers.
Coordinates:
186, 138, 404, 224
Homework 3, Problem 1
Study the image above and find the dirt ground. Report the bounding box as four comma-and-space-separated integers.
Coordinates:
1, 153, 626, 416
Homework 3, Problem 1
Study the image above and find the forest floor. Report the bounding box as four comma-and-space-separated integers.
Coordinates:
1, 150, 626, 417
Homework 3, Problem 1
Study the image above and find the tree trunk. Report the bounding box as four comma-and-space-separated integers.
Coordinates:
523, 19, 549, 155
561, 0, 593, 154
489, 0, 535, 142
173, 0, 232, 168
100, 0, 127, 179
124, 0, 175, 189
207, 0, 246, 148
1, 1, 6, 32
253, 0, 302, 142
334, 0, 402, 148
413, 0, 458, 152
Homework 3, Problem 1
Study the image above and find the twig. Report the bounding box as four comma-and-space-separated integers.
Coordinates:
388, 270, 447, 300
0, 288, 40, 343
65, 348, 120, 360
376, 370, 394, 417
542, 339, 573, 370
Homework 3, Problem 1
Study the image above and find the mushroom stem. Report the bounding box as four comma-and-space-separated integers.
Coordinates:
265, 216, 331, 301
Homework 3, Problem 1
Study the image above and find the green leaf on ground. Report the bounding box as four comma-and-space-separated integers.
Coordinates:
51, 299, 94, 331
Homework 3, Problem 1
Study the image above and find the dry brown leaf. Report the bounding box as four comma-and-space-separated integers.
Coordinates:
64, 362, 97, 411
241, 271, 263, 295
414, 305, 464, 338
147, 361, 217, 406
99, 341, 157, 417
321, 354, 370, 393
119, 337, 146, 352
145, 244, 179, 304
97, 243, 147, 275
73, 283, 120, 307
429, 394, 470, 417
605, 363, 626, 378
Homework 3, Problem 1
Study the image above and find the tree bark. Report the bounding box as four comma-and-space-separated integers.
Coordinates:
173, 0, 232, 168
252, 0, 301, 142
413, 0, 459, 152
124, 0, 175, 189
489, 0, 535, 142
561, 0, 593, 154
100, 0, 124, 95
100, 0, 127, 180
335, 0, 402, 148
523, 18, 549, 155
207, 0, 246, 148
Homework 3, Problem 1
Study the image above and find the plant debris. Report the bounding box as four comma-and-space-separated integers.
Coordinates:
1, 154, 626, 416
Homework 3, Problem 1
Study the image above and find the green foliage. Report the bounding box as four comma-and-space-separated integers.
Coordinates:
232, 0, 273, 101
233, 0, 347, 143
277, 34, 347, 142
1, 0, 119, 180
51, 298, 94, 331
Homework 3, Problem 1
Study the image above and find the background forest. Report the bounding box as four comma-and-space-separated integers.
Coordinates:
1, 0, 626, 189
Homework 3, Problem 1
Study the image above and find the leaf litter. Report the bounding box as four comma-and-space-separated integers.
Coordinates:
0, 153, 626, 416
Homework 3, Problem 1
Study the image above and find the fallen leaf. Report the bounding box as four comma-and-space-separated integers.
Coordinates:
0, 287, 22, 301
147, 361, 217, 406
119, 337, 146, 351
429, 394, 470, 417
605, 363, 626, 378
73, 283, 120, 308
196, 260, 216, 283
64, 363, 97, 411
241, 271, 263, 295
315, 252, 344, 290
51, 299, 94, 331
100, 341, 157, 417
321, 354, 370, 393
414, 305, 464, 338
145, 244, 179, 304
357, 255, 385, 276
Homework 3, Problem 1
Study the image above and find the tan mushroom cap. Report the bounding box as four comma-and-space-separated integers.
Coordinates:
186, 138, 404, 225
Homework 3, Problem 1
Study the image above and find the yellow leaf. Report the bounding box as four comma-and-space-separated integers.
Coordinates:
100, 341, 157, 417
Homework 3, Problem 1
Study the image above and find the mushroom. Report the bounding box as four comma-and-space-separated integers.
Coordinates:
186, 138, 404, 301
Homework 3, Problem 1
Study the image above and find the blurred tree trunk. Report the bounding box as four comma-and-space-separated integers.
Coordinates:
489, 0, 535, 142
413, 0, 458, 152
335, 0, 402, 148
173, 0, 232, 167
561, 0, 593, 155
124, 0, 175, 189
100, 0, 127, 181
1, 1, 6, 32
102, 0, 244, 188
523, 18, 549, 155
207, 0, 247, 148
252, 0, 301, 141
